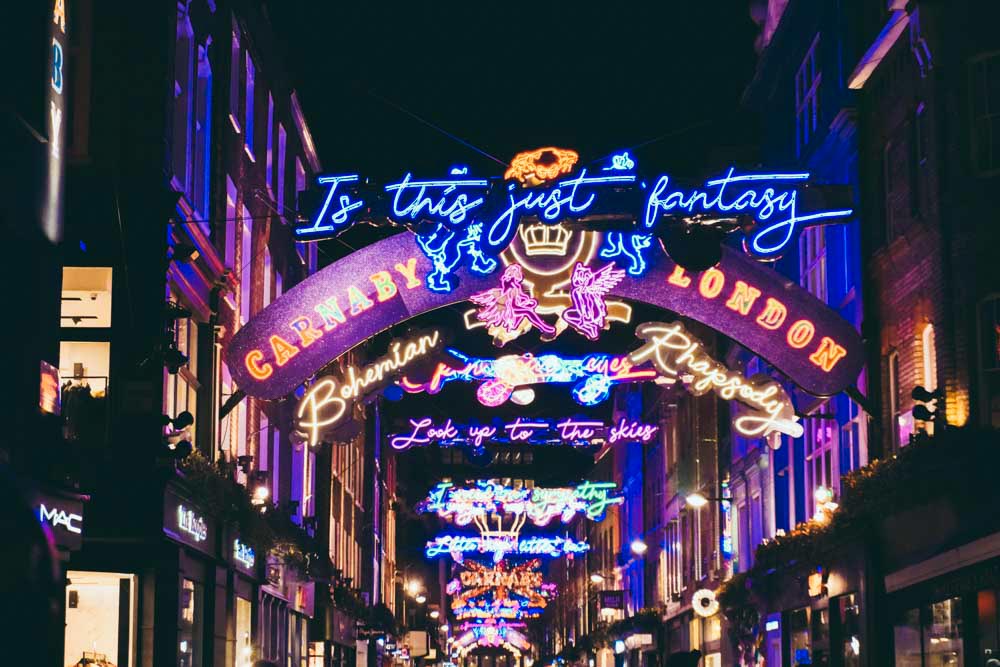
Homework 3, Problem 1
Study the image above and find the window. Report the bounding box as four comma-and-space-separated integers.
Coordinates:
800, 226, 827, 302
841, 399, 867, 474
240, 208, 252, 325
796, 34, 821, 156
263, 246, 272, 308
888, 350, 902, 448
164, 294, 199, 447
837, 594, 862, 667
277, 124, 287, 215
192, 43, 212, 225
61, 267, 112, 328
172, 8, 194, 193
979, 297, 1000, 428
732, 501, 744, 573
225, 177, 237, 267
911, 103, 928, 217
892, 598, 964, 666
266, 93, 274, 194
921, 324, 938, 391
59, 341, 110, 396
229, 19, 241, 132
244, 52, 255, 160
258, 413, 269, 473
64, 572, 137, 667
971, 52, 1000, 174
294, 157, 306, 214
804, 410, 837, 518
236, 596, 252, 667
884, 137, 909, 242
179, 578, 203, 667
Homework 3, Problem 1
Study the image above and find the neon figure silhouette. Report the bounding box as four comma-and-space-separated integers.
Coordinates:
470, 264, 556, 341
561, 262, 626, 341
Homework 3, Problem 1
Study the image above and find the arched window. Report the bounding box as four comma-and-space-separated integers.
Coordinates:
922, 324, 938, 391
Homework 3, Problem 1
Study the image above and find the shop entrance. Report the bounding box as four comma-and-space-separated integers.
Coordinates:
64, 571, 137, 667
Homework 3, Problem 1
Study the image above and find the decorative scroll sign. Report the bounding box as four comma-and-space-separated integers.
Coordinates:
295, 148, 853, 291
389, 416, 659, 451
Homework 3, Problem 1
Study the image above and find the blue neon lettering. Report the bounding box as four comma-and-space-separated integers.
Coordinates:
385, 174, 488, 225
296, 175, 364, 238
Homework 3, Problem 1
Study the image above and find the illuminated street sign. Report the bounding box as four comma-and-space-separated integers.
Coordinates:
388, 416, 659, 451
419, 480, 623, 527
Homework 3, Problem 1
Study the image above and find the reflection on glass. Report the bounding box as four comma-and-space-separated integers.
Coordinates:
925, 598, 962, 666
838, 594, 862, 667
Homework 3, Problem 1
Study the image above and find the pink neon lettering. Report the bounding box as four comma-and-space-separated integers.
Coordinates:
505, 418, 546, 441
556, 419, 603, 441
389, 417, 432, 450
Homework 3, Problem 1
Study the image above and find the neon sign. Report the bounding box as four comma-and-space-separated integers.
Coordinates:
294, 330, 443, 446
419, 480, 623, 527
424, 534, 590, 561
38, 503, 82, 535
458, 562, 544, 589
177, 505, 207, 542
399, 348, 655, 406
388, 416, 659, 451
296, 148, 852, 292
234, 539, 256, 569
451, 561, 549, 620
226, 230, 864, 400
629, 321, 804, 439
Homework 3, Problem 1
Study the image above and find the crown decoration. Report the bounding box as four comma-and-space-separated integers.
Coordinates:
519, 223, 572, 256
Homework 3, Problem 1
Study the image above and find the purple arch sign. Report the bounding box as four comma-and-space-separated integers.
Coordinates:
225, 233, 863, 400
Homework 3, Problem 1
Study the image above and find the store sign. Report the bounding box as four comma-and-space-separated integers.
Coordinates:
295, 148, 851, 289
389, 416, 658, 451
420, 480, 623, 526
458, 561, 544, 589
630, 321, 804, 439
233, 539, 256, 570
228, 233, 862, 401
177, 505, 207, 542
39, 503, 82, 534
293, 329, 443, 446
599, 590, 626, 610
424, 534, 589, 561
42, 0, 69, 242
399, 348, 656, 407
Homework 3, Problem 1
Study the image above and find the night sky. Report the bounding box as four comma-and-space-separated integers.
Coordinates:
267, 1, 761, 181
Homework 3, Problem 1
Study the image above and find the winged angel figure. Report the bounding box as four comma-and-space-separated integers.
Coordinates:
561, 262, 626, 341
470, 264, 556, 345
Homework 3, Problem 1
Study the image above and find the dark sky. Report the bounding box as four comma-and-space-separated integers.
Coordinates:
267, 2, 761, 181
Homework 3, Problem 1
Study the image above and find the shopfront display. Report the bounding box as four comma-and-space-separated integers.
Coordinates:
64, 571, 137, 667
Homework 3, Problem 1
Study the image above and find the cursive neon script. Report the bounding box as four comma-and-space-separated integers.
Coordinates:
295, 330, 443, 446
389, 416, 659, 451
629, 321, 804, 439
297, 152, 852, 292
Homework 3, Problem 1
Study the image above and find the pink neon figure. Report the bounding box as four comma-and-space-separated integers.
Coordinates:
470, 264, 556, 338
561, 262, 626, 341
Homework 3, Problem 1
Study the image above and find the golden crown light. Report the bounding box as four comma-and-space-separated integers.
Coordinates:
519, 223, 572, 256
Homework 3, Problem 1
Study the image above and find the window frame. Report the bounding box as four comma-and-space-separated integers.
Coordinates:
970, 50, 1000, 176
795, 33, 822, 157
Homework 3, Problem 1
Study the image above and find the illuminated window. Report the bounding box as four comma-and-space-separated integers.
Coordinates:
804, 407, 837, 518
178, 579, 203, 667
921, 324, 938, 391
192, 42, 212, 226
240, 208, 252, 325
665, 520, 682, 598
795, 34, 821, 157
262, 246, 272, 308
229, 18, 241, 132
61, 267, 112, 328
277, 123, 287, 216
244, 52, 255, 160
971, 51, 1000, 174
236, 596, 252, 667
164, 292, 199, 447
266, 93, 274, 195
799, 227, 827, 302
841, 399, 867, 474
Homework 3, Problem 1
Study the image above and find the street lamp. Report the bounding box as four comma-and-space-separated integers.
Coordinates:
589, 573, 605, 584
630, 539, 648, 556
429, 610, 440, 619
685, 492, 710, 508
406, 579, 423, 598
415, 594, 427, 604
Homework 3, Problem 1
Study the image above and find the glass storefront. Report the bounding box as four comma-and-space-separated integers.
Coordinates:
179, 578, 204, 667
64, 571, 137, 667
892, 597, 963, 666
236, 596, 253, 667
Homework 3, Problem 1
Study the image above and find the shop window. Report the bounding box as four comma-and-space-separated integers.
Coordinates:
980, 297, 1000, 428
971, 51, 1000, 174
244, 52, 255, 160
795, 33, 821, 157
837, 594, 862, 667
179, 578, 203, 667
979, 590, 999, 667
64, 572, 137, 667
788, 608, 811, 666
62, 267, 112, 328
59, 341, 109, 442
236, 596, 252, 667
892, 598, 964, 666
